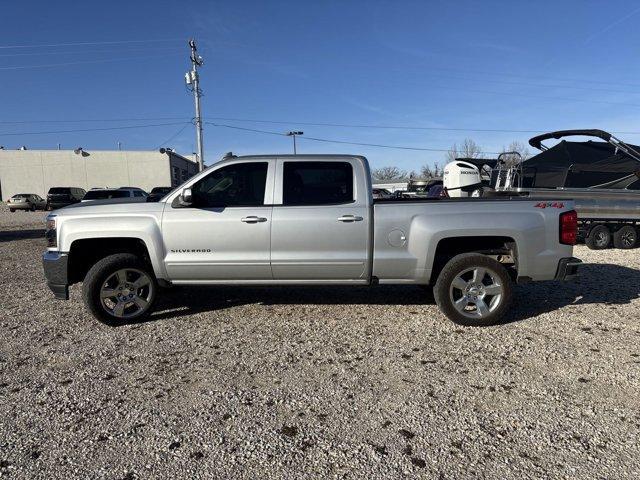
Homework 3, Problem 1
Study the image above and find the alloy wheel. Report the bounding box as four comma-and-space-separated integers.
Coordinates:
99, 268, 154, 319
449, 266, 503, 319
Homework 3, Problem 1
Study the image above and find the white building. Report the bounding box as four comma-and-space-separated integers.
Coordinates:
372, 181, 408, 193
0, 149, 199, 200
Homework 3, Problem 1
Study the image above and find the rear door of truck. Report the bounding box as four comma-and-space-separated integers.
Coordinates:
270, 157, 371, 281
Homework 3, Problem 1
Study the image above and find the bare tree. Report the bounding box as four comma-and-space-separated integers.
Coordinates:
371, 166, 406, 181
420, 162, 442, 178
445, 138, 482, 163
500, 141, 530, 163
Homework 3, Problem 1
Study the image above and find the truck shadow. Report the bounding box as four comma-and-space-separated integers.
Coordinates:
506, 262, 640, 323
0, 229, 44, 243
142, 262, 640, 326
150, 284, 431, 323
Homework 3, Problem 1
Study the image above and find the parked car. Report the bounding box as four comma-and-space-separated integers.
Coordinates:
427, 184, 447, 198
82, 187, 148, 202
150, 187, 173, 195
147, 186, 173, 202
43, 154, 580, 327
8, 193, 46, 212
46, 187, 86, 210
372, 188, 393, 199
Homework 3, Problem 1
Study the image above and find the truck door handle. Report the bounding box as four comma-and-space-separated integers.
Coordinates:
338, 215, 363, 222
241, 216, 267, 223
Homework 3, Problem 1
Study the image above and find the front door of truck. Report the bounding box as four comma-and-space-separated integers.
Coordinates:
162, 160, 275, 281
270, 159, 370, 281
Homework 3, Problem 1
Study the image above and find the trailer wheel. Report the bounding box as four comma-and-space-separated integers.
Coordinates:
613, 225, 637, 249
585, 225, 611, 250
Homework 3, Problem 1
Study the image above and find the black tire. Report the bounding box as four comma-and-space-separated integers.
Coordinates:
30, 204, 36, 211
9, 208, 15, 213
433, 253, 514, 327
585, 225, 611, 250
613, 225, 637, 249
82, 253, 157, 325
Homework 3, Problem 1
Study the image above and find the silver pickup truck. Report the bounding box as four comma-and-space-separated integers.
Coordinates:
42, 154, 581, 326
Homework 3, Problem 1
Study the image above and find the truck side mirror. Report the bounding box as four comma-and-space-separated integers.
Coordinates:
180, 187, 193, 205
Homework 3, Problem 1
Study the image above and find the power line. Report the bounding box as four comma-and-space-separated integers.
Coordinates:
3, 115, 640, 137
0, 53, 183, 70
430, 84, 640, 109
156, 123, 191, 149
428, 66, 640, 89
0, 46, 183, 58
0, 38, 183, 49
0, 116, 191, 124
301, 135, 501, 154
0, 122, 189, 137
205, 116, 640, 136
204, 122, 502, 154
423, 72, 639, 96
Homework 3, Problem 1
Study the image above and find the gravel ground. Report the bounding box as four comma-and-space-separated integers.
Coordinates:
1, 207, 639, 479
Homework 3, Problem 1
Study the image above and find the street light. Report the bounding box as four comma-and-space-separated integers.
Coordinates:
286, 131, 304, 154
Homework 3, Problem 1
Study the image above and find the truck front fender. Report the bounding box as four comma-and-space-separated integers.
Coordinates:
58, 214, 167, 280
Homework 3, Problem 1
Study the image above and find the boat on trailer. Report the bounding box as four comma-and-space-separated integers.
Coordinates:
443, 129, 640, 250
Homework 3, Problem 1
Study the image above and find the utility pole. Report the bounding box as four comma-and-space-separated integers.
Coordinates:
186, 39, 204, 171
286, 131, 303, 154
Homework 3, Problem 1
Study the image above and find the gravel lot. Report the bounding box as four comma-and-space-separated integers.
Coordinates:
1, 207, 639, 479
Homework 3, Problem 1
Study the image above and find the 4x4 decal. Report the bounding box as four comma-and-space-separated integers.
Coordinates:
534, 202, 565, 209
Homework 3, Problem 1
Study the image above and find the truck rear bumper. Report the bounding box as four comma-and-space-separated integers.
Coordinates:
42, 251, 69, 299
554, 257, 582, 281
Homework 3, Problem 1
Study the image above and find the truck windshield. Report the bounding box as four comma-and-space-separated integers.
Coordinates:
407, 183, 428, 193
83, 190, 129, 200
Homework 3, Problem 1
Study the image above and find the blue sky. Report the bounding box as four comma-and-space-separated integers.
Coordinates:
2, 0, 640, 172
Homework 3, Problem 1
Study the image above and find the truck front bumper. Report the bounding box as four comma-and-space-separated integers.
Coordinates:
554, 257, 582, 281
42, 251, 69, 300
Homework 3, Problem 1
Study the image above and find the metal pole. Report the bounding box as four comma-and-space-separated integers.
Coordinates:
189, 39, 204, 171
286, 131, 303, 155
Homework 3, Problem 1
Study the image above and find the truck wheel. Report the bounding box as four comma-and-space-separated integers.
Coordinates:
613, 225, 637, 249
585, 225, 611, 250
82, 253, 157, 325
434, 253, 513, 327
9, 208, 15, 213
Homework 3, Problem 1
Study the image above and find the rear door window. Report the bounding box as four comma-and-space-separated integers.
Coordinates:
283, 162, 353, 205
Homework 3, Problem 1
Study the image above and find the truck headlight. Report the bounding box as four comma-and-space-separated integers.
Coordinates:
45, 215, 57, 248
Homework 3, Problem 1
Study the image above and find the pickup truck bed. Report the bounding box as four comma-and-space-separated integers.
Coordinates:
43, 154, 580, 327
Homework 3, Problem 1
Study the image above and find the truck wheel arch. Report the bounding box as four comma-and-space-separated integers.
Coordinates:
429, 235, 518, 285
67, 237, 156, 285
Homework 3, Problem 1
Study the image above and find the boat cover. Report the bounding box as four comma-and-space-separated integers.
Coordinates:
520, 140, 640, 189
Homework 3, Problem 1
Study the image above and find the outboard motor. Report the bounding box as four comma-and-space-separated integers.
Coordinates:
443, 161, 483, 197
